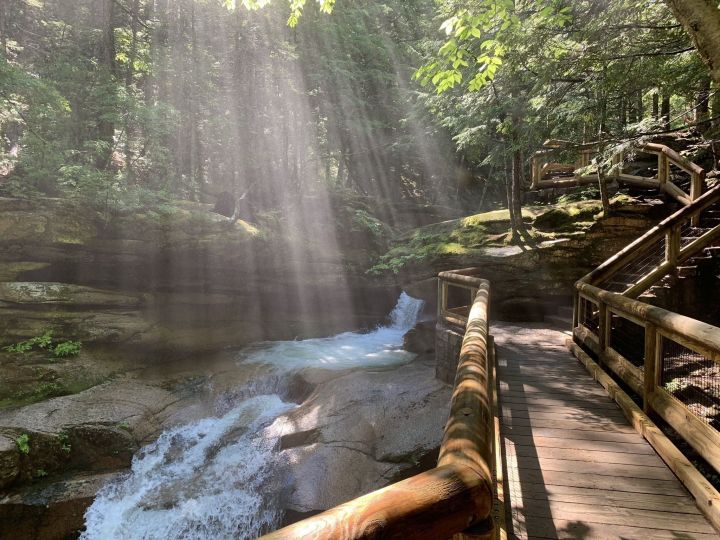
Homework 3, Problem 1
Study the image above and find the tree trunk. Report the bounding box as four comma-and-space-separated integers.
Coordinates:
124, 0, 140, 182
597, 159, 610, 217
336, 154, 346, 186
696, 76, 711, 133
652, 92, 659, 120
511, 144, 526, 242
504, 153, 519, 242
665, 0, 720, 85
97, 0, 117, 168
597, 89, 607, 135
661, 95, 671, 130
0, 1, 7, 58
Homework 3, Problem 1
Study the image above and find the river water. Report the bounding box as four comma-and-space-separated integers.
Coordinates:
81, 293, 423, 539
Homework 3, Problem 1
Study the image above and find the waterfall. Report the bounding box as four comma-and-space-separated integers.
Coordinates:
81, 293, 423, 539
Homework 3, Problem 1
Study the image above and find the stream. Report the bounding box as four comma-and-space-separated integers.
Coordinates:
81, 293, 424, 539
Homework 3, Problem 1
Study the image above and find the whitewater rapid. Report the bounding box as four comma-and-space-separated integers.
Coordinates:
81, 293, 423, 540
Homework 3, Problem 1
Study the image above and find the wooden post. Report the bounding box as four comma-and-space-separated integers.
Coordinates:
531, 155, 539, 190
691, 172, 703, 202
598, 302, 609, 353
657, 154, 668, 187
691, 171, 705, 225
611, 150, 623, 179
438, 279, 448, 320
665, 227, 680, 267
572, 291, 579, 329
643, 324, 658, 414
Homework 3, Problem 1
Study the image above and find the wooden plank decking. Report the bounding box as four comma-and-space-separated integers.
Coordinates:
494, 322, 719, 540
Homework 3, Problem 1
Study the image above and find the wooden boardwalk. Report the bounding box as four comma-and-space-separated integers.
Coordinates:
494, 322, 719, 540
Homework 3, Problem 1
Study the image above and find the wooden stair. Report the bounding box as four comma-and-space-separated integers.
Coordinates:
591, 188, 720, 299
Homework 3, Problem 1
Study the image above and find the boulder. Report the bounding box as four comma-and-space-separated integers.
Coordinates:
403, 320, 435, 355
273, 360, 451, 515
0, 472, 121, 540
0, 435, 19, 490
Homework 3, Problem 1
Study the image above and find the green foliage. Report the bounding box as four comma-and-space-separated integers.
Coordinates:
58, 431, 71, 454
35, 468, 48, 478
3, 330, 82, 359
415, 1, 571, 93
665, 378, 689, 394
53, 341, 82, 358
225, 0, 335, 26
351, 209, 384, 238
557, 186, 600, 205
4, 330, 55, 354
15, 433, 30, 455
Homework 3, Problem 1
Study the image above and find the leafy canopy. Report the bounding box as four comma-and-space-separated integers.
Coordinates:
223, 0, 335, 26
415, 0, 572, 93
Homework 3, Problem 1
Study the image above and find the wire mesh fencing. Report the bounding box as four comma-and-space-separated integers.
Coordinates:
579, 296, 599, 333
609, 313, 645, 369
661, 336, 720, 430
600, 236, 666, 293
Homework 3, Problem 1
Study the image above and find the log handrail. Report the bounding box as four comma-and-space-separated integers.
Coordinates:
577, 282, 720, 358
580, 184, 720, 287
572, 280, 720, 532
260, 275, 494, 539
572, 187, 720, 531
531, 141, 705, 206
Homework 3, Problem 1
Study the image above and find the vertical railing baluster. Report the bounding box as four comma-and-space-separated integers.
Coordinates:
599, 302, 609, 352
657, 154, 667, 188
643, 323, 658, 413
572, 290, 579, 330
665, 226, 680, 267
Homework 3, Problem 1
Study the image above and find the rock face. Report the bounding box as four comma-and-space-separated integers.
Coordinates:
0, 472, 121, 540
374, 197, 669, 313
0, 334, 451, 538
0, 197, 396, 352
273, 356, 451, 517
0, 380, 185, 488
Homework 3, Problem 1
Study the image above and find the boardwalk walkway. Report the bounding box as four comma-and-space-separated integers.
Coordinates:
494, 321, 718, 540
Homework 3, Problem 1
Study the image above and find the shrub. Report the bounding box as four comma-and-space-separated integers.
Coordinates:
15, 433, 30, 454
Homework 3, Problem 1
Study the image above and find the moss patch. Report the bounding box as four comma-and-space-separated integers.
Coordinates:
370, 197, 629, 275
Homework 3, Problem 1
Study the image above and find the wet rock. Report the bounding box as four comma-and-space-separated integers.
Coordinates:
0, 379, 184, 488
0, 435, 19, 489
0, 282, 146, 307
279, 429, 321, 451
0, 211, 47, 241
0, 472, 120, 540
0, 196, 396, 351
275, 360, 451, 515
403, 320, 435, 355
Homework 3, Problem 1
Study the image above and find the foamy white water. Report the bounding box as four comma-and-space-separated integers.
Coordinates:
241, 292, 424, 370
82, 293, 423, 539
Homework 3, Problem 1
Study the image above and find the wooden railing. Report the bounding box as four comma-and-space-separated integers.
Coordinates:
531, 140, 706, 209
530, 139, 599, 190
580, 185, 720, 298
571, 156, 720, 529
572, 282, 720, 529
259, 272, 495, 540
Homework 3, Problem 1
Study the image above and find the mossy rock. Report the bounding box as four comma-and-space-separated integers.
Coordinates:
533, 201, 603, 231
370, 195, 651, 277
